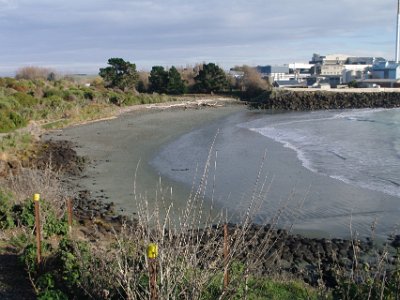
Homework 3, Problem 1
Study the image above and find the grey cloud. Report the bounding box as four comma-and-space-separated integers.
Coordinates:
0, 0, 398, 75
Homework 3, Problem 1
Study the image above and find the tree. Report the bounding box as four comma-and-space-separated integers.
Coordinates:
348, 80, 358, 88
99, 58, 139, 91
194, 63, 229, 93
149, 66, 186, 95
149, 66, 168, 93
166, 66, 186, 95
240, 65, 270, 97
136, 70, 150, 93
15, 66, 54, 80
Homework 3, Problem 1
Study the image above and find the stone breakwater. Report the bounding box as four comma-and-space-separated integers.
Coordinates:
71, 186, 400, 288
252, 90, 400, 110
194, 223, 399, 288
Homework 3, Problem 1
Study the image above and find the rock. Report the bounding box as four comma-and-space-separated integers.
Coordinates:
390, 235, 400, 248
33, 140, 86, 175
0, 159, 21, 178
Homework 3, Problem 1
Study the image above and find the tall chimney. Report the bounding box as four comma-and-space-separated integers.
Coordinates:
396, 0, 400, 63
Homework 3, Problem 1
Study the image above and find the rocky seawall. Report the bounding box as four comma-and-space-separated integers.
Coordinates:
252, 90, 400, 110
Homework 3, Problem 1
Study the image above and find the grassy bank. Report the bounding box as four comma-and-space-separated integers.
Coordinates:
0, 77, 184, 132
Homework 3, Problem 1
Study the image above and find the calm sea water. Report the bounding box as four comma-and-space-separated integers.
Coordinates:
151, 108, 400, 238
242, 108, 400, 199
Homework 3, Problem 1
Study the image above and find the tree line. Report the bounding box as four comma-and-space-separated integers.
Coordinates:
99, 58, 270, 96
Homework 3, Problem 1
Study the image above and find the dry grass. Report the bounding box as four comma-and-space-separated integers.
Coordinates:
3, 162, 71, 218
15, 66, 55, 80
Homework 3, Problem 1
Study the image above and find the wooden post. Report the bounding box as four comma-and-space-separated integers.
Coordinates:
33, 193, 41, 265
149, 259, 157, 300
223, 223, 230, 289
147, 243, 158, 300
67, 198, 73, 232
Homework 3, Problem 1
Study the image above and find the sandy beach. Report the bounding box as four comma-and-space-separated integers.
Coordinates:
44, 104, 400, 239
43, 103, 245, 215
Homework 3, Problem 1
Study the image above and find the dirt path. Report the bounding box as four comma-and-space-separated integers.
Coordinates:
0, 252, 36, 299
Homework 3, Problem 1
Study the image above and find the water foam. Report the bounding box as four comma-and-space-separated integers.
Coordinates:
240, 108, 400, 198
248, 126, 318, 173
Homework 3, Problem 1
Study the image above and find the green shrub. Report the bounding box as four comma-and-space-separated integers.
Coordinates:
21, 243, 38, 272
106, 91, 123, 105
32, 79, 46, 88
37, 273, 68, 300
38, 289, 68, 300
59, 238, 92, 290
9, 110, 27, 127
17, 198, 68, 237
123, 94, 141, 106
68, 88, 85, 98
43, 88, 63, 98
12, 92, 38, 107
9, 232, 31, 250
7, 79, 34, 92
0, 78, 17, 88
42, 95, 64, 109
0, 97, 19, 110
61, 90, 77, 102
82, 88, 94, 100
43, 210, 69, 237
0, 190, 15, 229
0, 110, 28, 132
19, 200, 36, 228
200, 262, 321, 300
333, 263, 400, 300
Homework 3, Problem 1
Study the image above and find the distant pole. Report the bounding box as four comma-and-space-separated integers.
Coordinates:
223, 223, 230, 289
67, 198, 73, 233
34, 193, 42, 265
396, 0, 400, 63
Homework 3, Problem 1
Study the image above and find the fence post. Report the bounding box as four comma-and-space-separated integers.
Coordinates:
33, 193, 41, 265
147, 243, 158, 300
223, 223, 230, 289
67, 198, 73, 233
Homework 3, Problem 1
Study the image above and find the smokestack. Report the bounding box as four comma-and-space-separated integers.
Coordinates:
396, 0, 400, 63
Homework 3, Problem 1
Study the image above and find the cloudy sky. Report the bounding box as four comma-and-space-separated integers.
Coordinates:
0, 0, 398, 75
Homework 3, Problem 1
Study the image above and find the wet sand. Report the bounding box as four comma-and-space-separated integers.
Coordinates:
43, 105, 245, 216
44, 106, 400, 239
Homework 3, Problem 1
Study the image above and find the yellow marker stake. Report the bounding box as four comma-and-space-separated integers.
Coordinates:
33, 193, 41, 265
147, 243, 158, 259
147, 243, 158, 300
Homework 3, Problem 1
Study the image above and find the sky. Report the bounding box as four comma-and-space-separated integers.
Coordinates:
0, 0, 398, 75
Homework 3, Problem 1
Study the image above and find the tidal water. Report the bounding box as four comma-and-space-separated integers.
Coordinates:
151, 108, 400, 238
243, 108, 400, 199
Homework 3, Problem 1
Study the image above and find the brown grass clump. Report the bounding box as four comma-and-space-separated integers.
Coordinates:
4, 163, 69, 216
15, 66, 55, 81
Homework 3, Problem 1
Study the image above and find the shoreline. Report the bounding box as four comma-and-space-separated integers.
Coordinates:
43, 101, 246, 217
36, 102, 400, 290
43, 101, 399, 240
